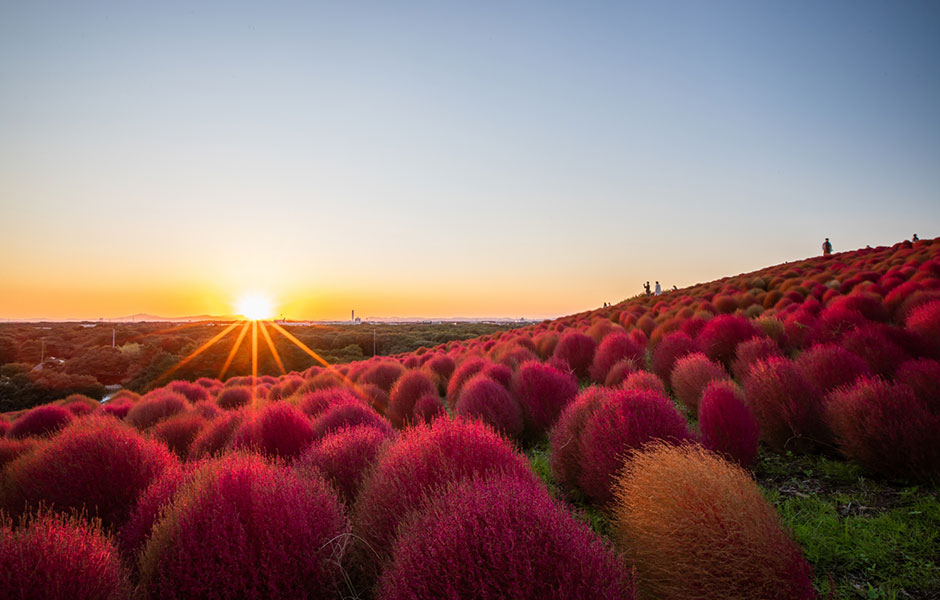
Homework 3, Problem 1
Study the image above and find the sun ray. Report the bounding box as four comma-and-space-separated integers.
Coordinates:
268, 321, 359, 389
258, 321, 287, 375
156, 320, 241, 384
251, 320, 258, 380
219, 321, 251, 380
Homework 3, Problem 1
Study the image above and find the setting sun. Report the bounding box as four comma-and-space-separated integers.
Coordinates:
236, 292, 274, 321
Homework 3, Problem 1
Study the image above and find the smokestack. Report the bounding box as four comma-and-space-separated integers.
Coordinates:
351, 309, 355, 322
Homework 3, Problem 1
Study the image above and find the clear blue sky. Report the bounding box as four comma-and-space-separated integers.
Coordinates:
1, 1, 938, 319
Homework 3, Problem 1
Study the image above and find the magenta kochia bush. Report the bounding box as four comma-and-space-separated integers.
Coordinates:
795, 343, 870, 393
696, 314, 762, 367
376, 474, 635, 600
350, 417, 537, 574
895, 358, 940, 414
125, 390, 190, 430
826, 377, 940, 482
119, 461, 188, 560
215, 385, 252, 410
311, 401, 394, 441
188, 411, 244, 459
622, 370, 668, 396
296, 387, 363, 418
512, 360, 579, 437
0, 510, 131, 600
166, 380, 211, 404
731, 337, 782, 381
906, 299, 940, 356
359, 360, 407, 393
7, 404, 74, 439
0, 438, 40, 471
412, 393, 446, 423
651, 331, 696, 381
549, 387, 610, 493
552, 331, 597, 379
445, 357, 489, 407
698, 380, 760, 468
669, 352, 729, 414
298, 425, 396, 505
589, 332, 644, 383
455, 374, 524, 439
228, 402, 314, 460
577, 389, 692, 505
1, 416, 177, 530
604, 358, 638, 387
150, 413, 209, 459
743, 357, 827, 454
138, 453, 347, 600
387, 370, 439, 428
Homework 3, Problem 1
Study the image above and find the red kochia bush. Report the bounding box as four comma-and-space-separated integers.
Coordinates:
795, 343, 870, 393
906, 299, 940, 356
0, 511, 131, 600
215, 385, 252, 410
1, 416, 177, 530
125, 390, 190, 430
589, 332, 643, 383
743, 357, 827, 454
698, 380, 759, 468
423, 353, 456, 381
377, 474, 635, 600
895, 358, 940, 414
445, 357, 489, 407
298, 425, 396, 504
731, 337, 783, 381
296, 387, 363, 418
612, 443, 815, 600
512, 361, 579, 437
7, 404, 74, 439
351, 417, 537, 573
670, 353, 729, 414
604, 358, 638, 387
577, 389, 692, 505
138, 453, 347, 600
549, 387, 609, 493
119, 462, 188, 560
651, 331, 696, 381
412, 393, 446, 423
455, 374, 524, 439
228, 403, 315, 461
359, 360, 407, 393
552, 331, 597, 379
188, 411, 245, 459
0, 438, 39, 471
311, 401, 394, 441
166, 380, 211, 404
622, 370, 668, 396
826, 377, 940, 482
696, 314, 762, 367
101, 398, 134, 420
150, 413, 209, 459
388, 370, 439, 428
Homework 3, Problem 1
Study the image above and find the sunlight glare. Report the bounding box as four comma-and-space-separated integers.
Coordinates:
236, 292, 274, 321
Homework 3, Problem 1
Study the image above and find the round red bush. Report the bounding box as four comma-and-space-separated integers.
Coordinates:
698, 380, 759, 468
215, 385, 253, 410
119, 461, 188, 560
0, 510, 131, 600
651, 331, 695, 381
377, 474, 635, 600
350, 417, 537, 577
138, 453, 347, 600
298, 425, 396, 505
228, 403, 315, 461
101, 398, 134, 420
126, 390, 190, 430
549, 387, 609, 494
695, 314, 762, 367
423, 353, 456, 381
589, 332, 644, 384
359, 360, 407, 393
743, 357, 827, 454
7, 404, 74, 439
577, 389, 692, 505
296, 387, 363, 418
895, 358, 940, 414
622, 370, 667, 395
412, 393, 446, 423
311, 401, 394, 440
604, 358, 638, 387
842, 324, 910, 377
455, 374, 524, 439
388, 370, 439, 428
731, 337, 783, 381
511, 360, 579, 437
795, 343, 871, 393
826, 377, 940, 482
670, 352, 729, 414
166, 380, 211, 404
1, 416, 177, 530
189, 411, 245, 459
150, 413, 209, 459
0, 437, 39, 471
445, 357, 488, 407
552, 331, 597, 379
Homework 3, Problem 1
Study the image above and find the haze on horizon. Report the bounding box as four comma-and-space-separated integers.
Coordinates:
1, 1, 938, 322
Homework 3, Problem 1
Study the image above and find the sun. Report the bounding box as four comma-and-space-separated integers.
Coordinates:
236, 292, 274, 321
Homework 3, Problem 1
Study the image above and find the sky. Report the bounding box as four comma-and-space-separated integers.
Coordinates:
1, 1, 938, 321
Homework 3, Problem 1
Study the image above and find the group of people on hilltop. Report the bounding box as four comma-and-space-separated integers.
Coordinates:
643, 281, 673, 296
822, 234, 920, 257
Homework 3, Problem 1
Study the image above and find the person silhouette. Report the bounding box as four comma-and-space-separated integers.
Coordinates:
822, 238, 832, 256
654, 281, 662, 296
913, 233, 919, 242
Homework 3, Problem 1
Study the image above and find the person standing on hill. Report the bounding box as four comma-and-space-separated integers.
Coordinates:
654, 281, 662, 296
913, 233, 919, 242
644, 281, 651, 296
822, 238, 832, 256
